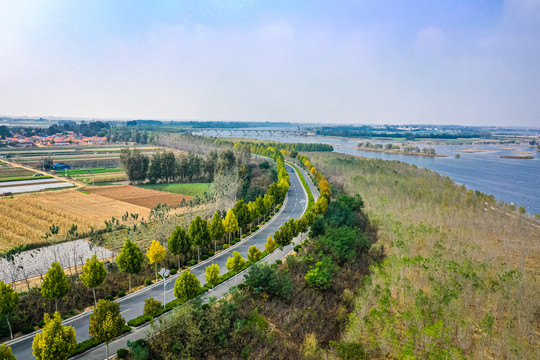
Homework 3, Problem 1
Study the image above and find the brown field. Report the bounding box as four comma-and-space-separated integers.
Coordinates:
86, 185, 193, 208
0, 190, 150, 251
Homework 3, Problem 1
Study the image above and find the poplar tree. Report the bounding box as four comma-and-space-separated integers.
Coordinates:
233, 199, 250, 238
116, 238, 145, 293
41, 262, 70, 312
89, 299, 126, 360
168, 226, 191, 268
209, 212, 225, 252
80, 255, 107, 306
188, 216, 211, 262
0, 280, 19, 340
32, 312, 76, 360
146, 239, 166, 281
174, 268, 201, 303
222, 209, 238, 245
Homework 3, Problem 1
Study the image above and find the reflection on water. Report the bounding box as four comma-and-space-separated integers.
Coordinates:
199, 131, 540, 215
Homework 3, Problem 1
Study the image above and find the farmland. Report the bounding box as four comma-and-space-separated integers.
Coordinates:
0, 160, 38, 180
86, 185, 194, 208
137, 182, 211, 198
0, 190, 151, 251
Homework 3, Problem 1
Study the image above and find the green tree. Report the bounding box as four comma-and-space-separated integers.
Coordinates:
188, 216, 211, 262
222, 209, 239, 245
116, 238, 145, 293
32, 312, 77, 360
146, 239, 166, 282
168, 226, 191, 269
209, 212, 225, 252
264, 236, 277, 254
226, 251, 246, 273
247, 201, 258, 231
0, 344, 15, 360
143, 297, 162, 318
305, 256, 337, 291
255, 196, 266, 224
119, 148, 149, 184
263, 193, 275, 214
41, 262, 69, 312
0, 280, 19, 340
80, 255, 107, 306
205, 263, 220, 286
233, 199, 251, 238
174, 268, 201, 303
247, 245, 263, 262
89, 299, 126, 360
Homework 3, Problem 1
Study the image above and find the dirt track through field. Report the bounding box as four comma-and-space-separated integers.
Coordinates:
86, 185, 193, 208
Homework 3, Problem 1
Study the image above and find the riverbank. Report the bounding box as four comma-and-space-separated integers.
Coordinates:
351, 146, 448, 157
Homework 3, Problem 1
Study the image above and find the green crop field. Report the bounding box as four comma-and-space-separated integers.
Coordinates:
137, 182, 211, 198
65, 168, 124, 176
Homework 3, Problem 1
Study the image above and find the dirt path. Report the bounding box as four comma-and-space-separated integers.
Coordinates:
1, 158, 85, 188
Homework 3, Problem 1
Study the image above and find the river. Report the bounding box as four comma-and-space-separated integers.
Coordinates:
196, 130, 540, 215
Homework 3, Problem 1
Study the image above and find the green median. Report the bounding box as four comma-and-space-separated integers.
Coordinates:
287, 162, 314, 212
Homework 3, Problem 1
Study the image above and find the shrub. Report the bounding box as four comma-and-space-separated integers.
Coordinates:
22, 325, 35, 334
117, 291, 126, 297
169, 268, 177, 275
222, 244, 230, 249
117, 348, 129, 359
188, 259, 197, 266
72, 338, 100, 357
252, 225, 259, 231
275, 259, 282, 265
104, 295, 114, 301
207, 251, 215, 257
127, 314, 152, 327
294, 244, 302, 252
265, 216, 271, 221
234, 237, 241, 242
144, 278, 153, 286
201, 254, 209, 260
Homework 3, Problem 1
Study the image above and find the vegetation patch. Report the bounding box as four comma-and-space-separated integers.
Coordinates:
137, 182, 211, 198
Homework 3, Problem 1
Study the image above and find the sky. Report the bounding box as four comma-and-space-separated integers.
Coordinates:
0, 0, 539, 126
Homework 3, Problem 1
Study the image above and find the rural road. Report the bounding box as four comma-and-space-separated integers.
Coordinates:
7, 163, 313, 360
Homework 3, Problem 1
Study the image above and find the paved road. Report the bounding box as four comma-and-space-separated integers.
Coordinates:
7, 163, 308, 360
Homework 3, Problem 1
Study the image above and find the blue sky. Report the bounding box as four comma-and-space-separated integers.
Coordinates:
0, 0, 539, 125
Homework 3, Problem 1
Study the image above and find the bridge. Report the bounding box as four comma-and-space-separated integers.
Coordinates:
185, 128, 314, 137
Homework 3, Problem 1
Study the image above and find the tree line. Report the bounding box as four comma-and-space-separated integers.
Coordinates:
119, 148, 243, 184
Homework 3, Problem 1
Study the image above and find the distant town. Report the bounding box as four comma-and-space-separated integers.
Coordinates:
0, 131, 107, 147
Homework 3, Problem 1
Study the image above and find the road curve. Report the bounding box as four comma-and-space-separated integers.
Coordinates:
8, 163, 308, 360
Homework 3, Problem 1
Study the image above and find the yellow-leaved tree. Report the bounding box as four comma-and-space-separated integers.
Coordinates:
222, 209, 239, 245
146, 239, 166, 282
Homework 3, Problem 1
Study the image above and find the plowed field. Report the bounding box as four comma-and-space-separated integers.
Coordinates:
86, 185, 193, 208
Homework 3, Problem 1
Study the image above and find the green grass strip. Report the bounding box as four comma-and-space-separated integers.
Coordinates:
287, 162, 314, 212
0, 176, 53, 183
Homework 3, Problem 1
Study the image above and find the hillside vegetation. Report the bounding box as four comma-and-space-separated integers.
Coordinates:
307, 152, 539, 360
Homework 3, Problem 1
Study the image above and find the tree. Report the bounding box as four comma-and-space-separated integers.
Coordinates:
247, 201, 258, 231
188, 216, 211, 262
313, 196, 328, 215
174, 268, 201, 303
41, 262, 70, 312
209, 212, 225, 252
80, 255, 107, 306
305, 256, 337, 291
119, 148, 149, 184
265, 236, 277, 254
144, 297, 162, 318
226, 251, 246, 273
205, 263, 220, 286
32, 312, 77, 360
233, 199, 251, 238
247, 245, 262, 262
89, 299, 126, 360
0, 280, 19, 340
0, 344, 15, 360
116, 238, 145, 293
263, 193, 275, 213
168, 226, 191, 268
255, 196, 266, 224
222, 209, 239, 245
146, 239, 166, 282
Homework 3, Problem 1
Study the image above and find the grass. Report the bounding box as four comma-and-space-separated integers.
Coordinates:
287, 162, 314, 212
137, 182, 211, 198
65, 168, 123, 176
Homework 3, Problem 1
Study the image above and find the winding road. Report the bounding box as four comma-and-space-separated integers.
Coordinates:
7, 162, 314, 359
